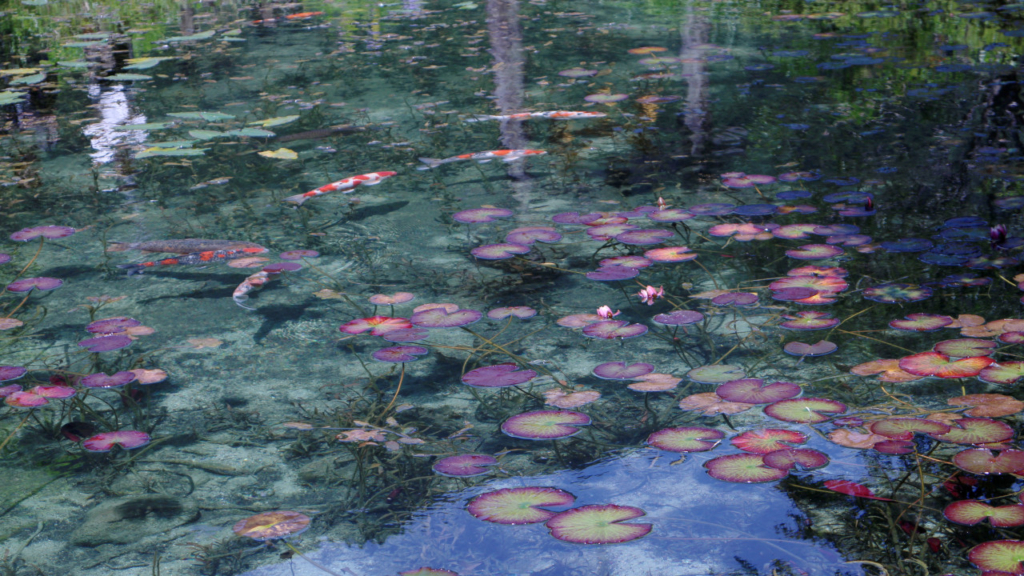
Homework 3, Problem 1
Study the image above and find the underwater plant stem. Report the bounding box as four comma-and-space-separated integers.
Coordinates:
3, 293, 30, 319
690, 259, 720, 290
550, 440, 567, 467
0, 412, 32, 453
382, 364, 405, 415
15, 237, 45, 278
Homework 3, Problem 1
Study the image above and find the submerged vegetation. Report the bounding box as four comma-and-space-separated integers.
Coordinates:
3, 0, 1024, 574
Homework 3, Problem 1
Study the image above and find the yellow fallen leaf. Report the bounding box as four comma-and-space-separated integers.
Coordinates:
314, 289, 343, 299
258, 148, 298, 160
187, 338, 223, 349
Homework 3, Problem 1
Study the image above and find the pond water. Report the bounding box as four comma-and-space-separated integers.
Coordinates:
3, 0, 1024, 575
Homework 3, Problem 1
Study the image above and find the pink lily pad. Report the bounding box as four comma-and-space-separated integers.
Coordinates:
467, 487, 575, 524
771, 287, 819, 302
705, 453, 788, 483
470, 243, 530, 260
945, 500, 1024, 527
646, 209, 694, 223
453, 207, 514, 223
783, 340, 838, 357
592, 361, 654, 380
644, 246, 697, 263
0, 384, 21, 396
81, 371, 137, 389
556, 313, 602, 328
786, 244, 843, 260
558, 67, 597, 78
501, 410, 591, 440
85, 316, 141, 334
9, 225, 76, 241
869, 418, 950, 440
411, 307, 482, 328
263, 262, 302, 273
652, 310, 703, 326
339, 316, 413, 336
954, 448, 1024, 475
5, 391, 49, 408
889, 313, 954, 332
487, 306, 537, 320
0, 366, 27, 382
432, 454, 498, 477
762, 448, 829, 471
764, 398, 847, 423
711, 292, 759, 307
78, 334, 132, 352
599, 255, 652, 269
779, 311, 840, 330
646, 426, 724, 453
933, 338, 997, 358
863, 283, 932, 303
970, 540, 1024, 574
873, 440, 916, 455
614, 229, 673, 245
732, 428, 807, 454
545, 504, 652, 544
715, 379, 801, 404
687, 364, 745, 384
506, 227, 562, 245
7, 277, 62, 292
770, 275, 848, 294
82, 430, 151, 452
581, 320, 648, 339
552, 212, 601, 225
773, 224, 820, 240
371, 346, 429, 363
279, 249, 319, 260
462, 364, 537, 388
585, 266, 640, 281
584, 93, 628, 103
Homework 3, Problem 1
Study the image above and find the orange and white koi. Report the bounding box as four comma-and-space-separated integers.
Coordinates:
283, 171, 397, 206
117, 246, 269, 275
464, 111, 606, 122
233, 270, 276, 309
252, 11, 324, 24
417, 149, 547, 170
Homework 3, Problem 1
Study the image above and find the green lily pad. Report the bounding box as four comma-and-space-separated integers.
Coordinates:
686, 364, 745, 384
0, 92, 26, 105
147, 140, 197, 149
705, 453, 788, 483
75, 33, 110, 40
646, 426, 724, 453
188, 129, 223, 140
63, 41, 107, 48
969, 540, 1024, 573
467, 486, 575, 524
135, 147, 208, 159
104, 73, 152, 81
249, 115, 299, 128
57, 61, 91, 68
545, 504, 652, 544
113, 122, 176, 131
227, 128, 275, 138
10, 73, 45, 85
764, 398, 847, 424
124, 57, 176, 70
164, 30, 216, 42
0, 68, 40, 76
168, 111, 235, 121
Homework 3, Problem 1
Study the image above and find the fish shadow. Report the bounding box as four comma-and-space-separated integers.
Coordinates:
249, 302, 322, 343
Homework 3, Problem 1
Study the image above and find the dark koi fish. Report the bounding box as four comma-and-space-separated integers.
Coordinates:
276, 125, 371, 143
117, 247, 269, 275
106, 239, 266, 254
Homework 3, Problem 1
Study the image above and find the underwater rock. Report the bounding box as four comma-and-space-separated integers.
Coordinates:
70, 495, 199, 546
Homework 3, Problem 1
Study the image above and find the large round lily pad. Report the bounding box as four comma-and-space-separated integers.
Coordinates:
731, 429, 807, 454
461, 364, 537, 388
764, 398, 847, 424
687, 364, 745, 384
953, 448, 1024, 475
501, 410, 591, 440
969, 540, 1024, 574
467, 487, 575, 524
930, 418, 1013, 444
868, 418, 950, 440
705, 453, 788, 483
545, 504, 652, 544
898, 352, 993, 379
762, 448, 829, 471
646, 426, 724, 453
944, 500, 1024, 527
715, 379, 800, 404
233, 511, 310, 541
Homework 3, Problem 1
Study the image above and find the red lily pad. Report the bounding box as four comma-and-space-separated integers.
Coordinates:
773, 224, 820, 240
467, 486, 575, 524
86, 316, 141, 334
890, 313, 954, 332
898, 352, 994, 378
711, 292, 759, 307
969, 540, 1024, 574
627, 373, 680, 392
764, 398, 847, 424
786, 244, 843, 260
945, 500, 1024, 527
599, 255, 652, 269
779, 311, 839, 330
687, 364, 745, 384
78, 334, 132, 352
705, 453, 788, 483
954, 449, 1024, 475
715, 379, 801, 404
931, 418, 1014, 444
823, 479, 892, 501
646, 209, 694, 223
506, 227, 562, 245
873, 440, 916, 455
0, 366, 27, 382
980, 362, 1024, 386
770, 275, 848, 294
784, 340, 838, 357
81, 371, 137, 389
462, 364, 537, 388
646, 426, 724, 453
933, 338, 997, 358
732, 429, 808, 454
9, 225, 76, 241
82, 430, 151, 452
501, 410, 591, 440
581, 320, 648, 340
762, 448, 829, 471
432, 454, 498, 477
869, 418, 951, 440
545, 504, 652, 544
850, 359, 922, 383
7, 277, 62, 292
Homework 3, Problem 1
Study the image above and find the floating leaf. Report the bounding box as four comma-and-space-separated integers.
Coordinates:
931, 418, 1014, 444
233, 511, 310, 541
823, 479, 892, 501
10, 73, 45, 85
899, 352, 994, 379
249, 115, 299, 127
679, 392, 754, 415
592, 362, 653, 380
501, 410, 591, 440
784, 340, 838, 357
545, 504, 652, 544
732, 429, 807, 454
467, 487, 575, 524
687, 364, 745, 384
164, 30, 217, 42
104, 73, 153, 81
954, 449, 1024, 475
462, 364, 537, 388
945, 500, 1024, 527
764, 398, 847, 424
933, 338, 997, 358
258, 148, 298, 160
762, 448, 829, 471
646, 426, 724, 453
869, 418, 950, 440
0, 91, 26, 105
432, 454, 497, 477
715, 379, 800, 404
124, 57, 176, 70
969, 540, 1024, 574
168, 111, 235, 121
705, 454, 788, 483
890, 313, 954, 332
979, 361, 1024, 385
135, 147, 208, 158
949, 394, 1024, 417
114, 121, 176, 131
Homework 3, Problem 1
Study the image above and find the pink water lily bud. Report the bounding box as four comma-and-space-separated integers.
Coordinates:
991, 224, 1008, 249
637, 285, 665, 305
596, 305, 620, 319
656, 197, 669, 210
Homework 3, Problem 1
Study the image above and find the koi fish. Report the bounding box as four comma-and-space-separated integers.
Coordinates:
117, 247, 269, 275
106, 239, 265, 254
283, 171, 397, 206
464, 111, 606, 122
233, 270, 275, 309
252, 11, 323, 24
417, 149, 547, 170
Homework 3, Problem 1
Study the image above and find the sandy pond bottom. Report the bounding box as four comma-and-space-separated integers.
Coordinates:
240, 451, 858, 576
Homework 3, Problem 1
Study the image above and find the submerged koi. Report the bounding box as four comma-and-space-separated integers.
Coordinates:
286, 11, 324, 19
464, 111, 606, 122
417, 149, 547, 170
283, 171, 397, 206
233, 270, 276, 309
117, 247, 269, 275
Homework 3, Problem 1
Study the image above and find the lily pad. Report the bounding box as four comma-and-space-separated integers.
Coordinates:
954, 448, 1024, 474
889, 313, 954, 332
969, 540, 1024, 574
764, 398, 847, 424
467, 487, 575, 524
899, 352, 994, 378
731, 429, 807, 454
646, 426, 724, 453
461, 364, 537, 388
979, 361, 1024, 385
869, 418, 950, 440
501, 410, 591, 440
687, 364, 745, 384
944, 500, 1024, 527
715, 379, 800, 404
930, 418, 1013, 444
863, 283, 932, 303
545, 504, 652, 544
705, 453, 788, 483
592, 362, 653, 380
581, 320, 648, 340
783, 341, 837, 357
762, 448, 829, 471
432, 454, 498, 477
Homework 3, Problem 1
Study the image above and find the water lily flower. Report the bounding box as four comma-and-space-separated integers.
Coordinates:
656, 197, 669, 210
991, 224, 1008, 249
637, 285, 664, 305
596, 305, 620, 319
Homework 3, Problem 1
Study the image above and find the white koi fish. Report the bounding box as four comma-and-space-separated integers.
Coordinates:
417, 149, 547, 170
233, 271, 274, 309
283, 171, 397, 206
464, 111, 607, 122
